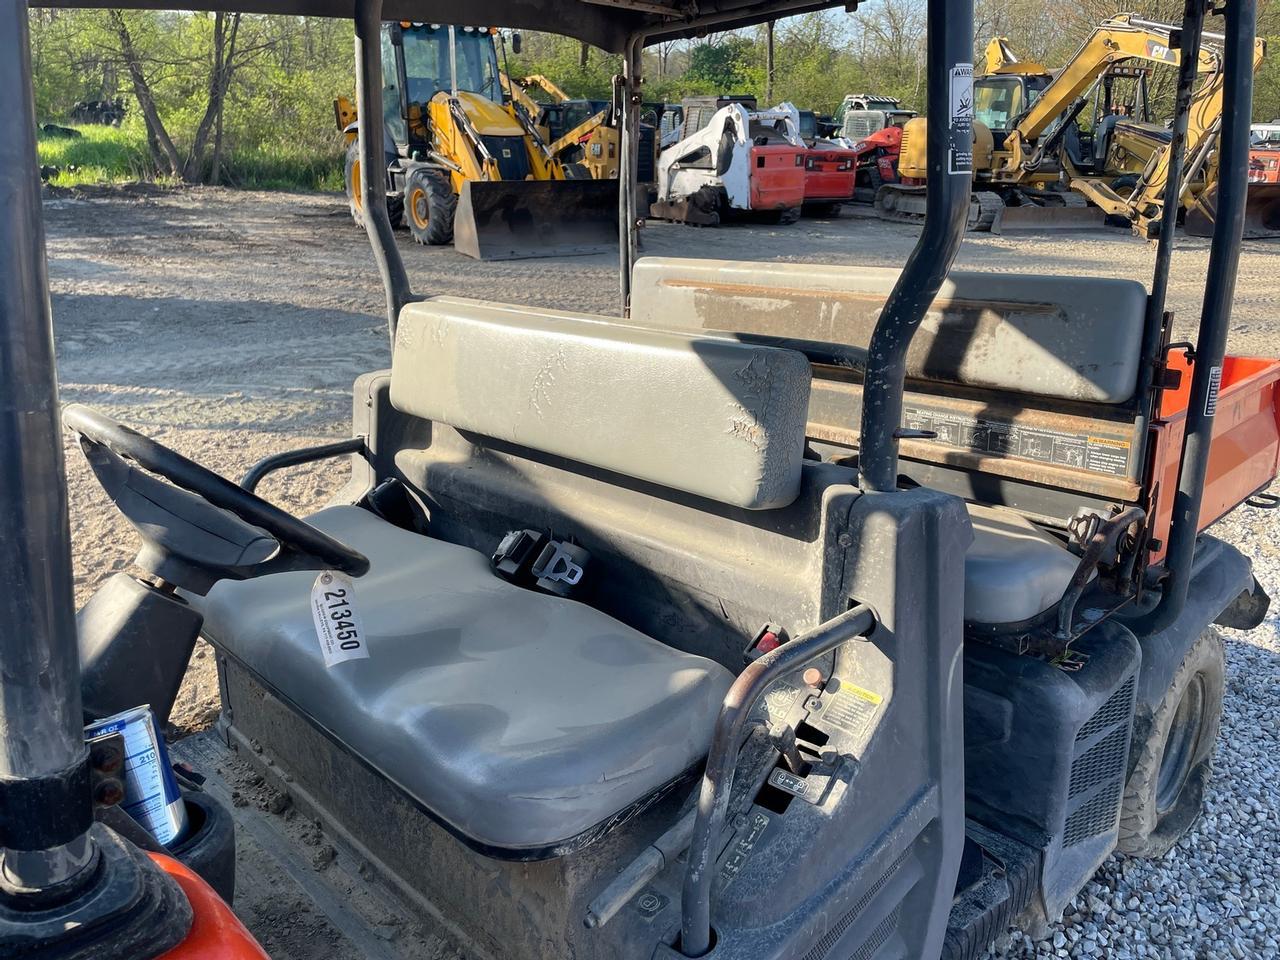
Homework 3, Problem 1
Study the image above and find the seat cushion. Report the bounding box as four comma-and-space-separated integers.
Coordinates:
193, 506, 734, 854
963, 504, 1081, 626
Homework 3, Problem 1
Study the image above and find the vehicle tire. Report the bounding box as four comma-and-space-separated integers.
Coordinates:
169, 789, 237, 904
1118, 628, 1225, 858
405, 167, 456, 245
345, 142, 403, 229
562, 161, 591, 180
779, 206, 802, 225
344, 141, 365, 227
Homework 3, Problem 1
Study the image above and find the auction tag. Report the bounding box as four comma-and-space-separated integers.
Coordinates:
310, 571, 369, 667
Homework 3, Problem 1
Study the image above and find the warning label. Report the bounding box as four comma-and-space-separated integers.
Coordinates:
903, 404, 1133, 478
1205, 365, 1223, 417
820, 681, 883, 742
949, 63, 974, 175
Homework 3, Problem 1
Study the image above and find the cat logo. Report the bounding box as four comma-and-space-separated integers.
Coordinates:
1146, 39, 1175, 62
501, 148, 512, 158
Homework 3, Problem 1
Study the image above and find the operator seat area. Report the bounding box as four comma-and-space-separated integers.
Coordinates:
193, 300, 815, 856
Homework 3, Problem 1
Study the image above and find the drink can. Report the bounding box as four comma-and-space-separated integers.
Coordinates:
85, 705, 188, 846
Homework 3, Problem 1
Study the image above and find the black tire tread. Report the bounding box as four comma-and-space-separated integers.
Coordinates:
1117, 628, 1225, 858
406, 167, 456, 246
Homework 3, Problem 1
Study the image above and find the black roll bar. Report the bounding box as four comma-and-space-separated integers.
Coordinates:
679, 604, 878, 957
1130, 0, 1256, 635
1132, 0, 1208, 455
355, 0, 413, 345
618, 36, 643, 314
0, 0, 96, 889
856, 0, 974, 493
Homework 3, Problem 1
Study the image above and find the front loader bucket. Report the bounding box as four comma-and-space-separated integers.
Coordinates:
1185, 182, 1280, 239
453, 179, 618, 261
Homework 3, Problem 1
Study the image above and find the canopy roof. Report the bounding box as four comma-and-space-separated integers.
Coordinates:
31, 0, 859, 52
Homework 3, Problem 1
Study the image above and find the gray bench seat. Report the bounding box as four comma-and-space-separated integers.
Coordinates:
194, 505, 734, 856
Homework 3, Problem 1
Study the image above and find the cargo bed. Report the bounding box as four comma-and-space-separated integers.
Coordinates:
1149, 353, 1280, 560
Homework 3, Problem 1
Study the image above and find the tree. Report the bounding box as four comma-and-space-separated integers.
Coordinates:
685, 36, 755, 92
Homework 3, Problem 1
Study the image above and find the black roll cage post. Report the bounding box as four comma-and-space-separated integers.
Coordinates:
1129, 0, 1256, 634
356, 0, 414, 348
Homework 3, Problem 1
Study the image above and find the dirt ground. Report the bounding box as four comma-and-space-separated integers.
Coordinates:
42, 184, 1280, 957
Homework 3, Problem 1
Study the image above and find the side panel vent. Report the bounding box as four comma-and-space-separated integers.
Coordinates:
804, 849, 910, 960
1063, 675, 1136, 846
850, 906, 901, 960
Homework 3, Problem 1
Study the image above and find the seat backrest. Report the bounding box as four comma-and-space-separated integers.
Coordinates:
390, 296, 812, 510
630, 257, 1148, 405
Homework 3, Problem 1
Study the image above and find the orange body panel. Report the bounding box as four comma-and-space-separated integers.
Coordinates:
1147, 353, 1280, 562
1249, 148, 1280, 184
151, 854, 270, 959
748, 145, 806, 210
803, 147, 858, 202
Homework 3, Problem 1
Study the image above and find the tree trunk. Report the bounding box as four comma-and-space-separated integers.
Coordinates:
765, 21, 775, 103
185, 12, 241, 183
579, 41, 589, 70
109, 11, 183, 177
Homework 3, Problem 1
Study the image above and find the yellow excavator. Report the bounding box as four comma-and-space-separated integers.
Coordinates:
882, 15, 1278, 237
502, 73, 659, 190
334, 23, 615, 260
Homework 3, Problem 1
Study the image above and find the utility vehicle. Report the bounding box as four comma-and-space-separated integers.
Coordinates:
2, 1, 1277, 960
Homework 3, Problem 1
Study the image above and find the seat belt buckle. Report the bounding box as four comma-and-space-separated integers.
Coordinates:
491, 529, 547, 583
531, 540, 590, 597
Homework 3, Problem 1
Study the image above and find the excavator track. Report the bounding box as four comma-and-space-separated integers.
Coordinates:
874, 184, 1003, 232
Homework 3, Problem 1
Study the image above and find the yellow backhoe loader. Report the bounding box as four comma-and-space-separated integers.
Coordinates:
334, 23, 615, 260
883, 16, 1279, 237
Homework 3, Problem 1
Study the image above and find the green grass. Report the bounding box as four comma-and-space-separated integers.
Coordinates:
36, 122, 344, 192
37, 123, 157, 186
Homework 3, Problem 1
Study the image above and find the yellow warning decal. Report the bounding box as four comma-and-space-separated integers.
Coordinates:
1087, 437, 1131, 449
839, 681, 883, 705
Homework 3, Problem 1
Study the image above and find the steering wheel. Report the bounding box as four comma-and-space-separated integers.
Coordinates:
65, 405, 369, 594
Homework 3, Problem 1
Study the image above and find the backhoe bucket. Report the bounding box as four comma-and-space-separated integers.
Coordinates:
1185, 182, 1280, 239
453, 179, 618, 261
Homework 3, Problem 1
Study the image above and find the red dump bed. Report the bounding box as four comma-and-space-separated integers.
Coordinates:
747, 145, 807, 211
803, 146, 858, 203
1149, 352, 1280, 560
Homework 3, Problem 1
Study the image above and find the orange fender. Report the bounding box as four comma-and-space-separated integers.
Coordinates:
149, 854, 269, 959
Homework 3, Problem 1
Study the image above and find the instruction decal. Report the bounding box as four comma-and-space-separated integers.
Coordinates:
719, 811, 771, 884
310, 571, 370, 667
1204, 365, 1222, 417
949, 63, 974, 175
902, 404, 1134, 478
820, 681, 884, 742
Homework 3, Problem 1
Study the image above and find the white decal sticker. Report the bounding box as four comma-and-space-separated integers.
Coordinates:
949, 63, 974, 175
310, 571, 370, 667
1204, 365, 1223, 417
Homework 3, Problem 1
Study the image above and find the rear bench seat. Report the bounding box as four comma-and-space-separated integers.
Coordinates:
628, 256, 1150, 628
193, 298, 814, 857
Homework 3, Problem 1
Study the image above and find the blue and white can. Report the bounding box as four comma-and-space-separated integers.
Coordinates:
85, 705, 188, 846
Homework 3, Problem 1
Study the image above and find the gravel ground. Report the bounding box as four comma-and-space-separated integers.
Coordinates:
42, 185, 1280, 959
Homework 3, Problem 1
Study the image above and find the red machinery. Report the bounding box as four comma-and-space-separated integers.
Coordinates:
801, 144, 859, 212
847, 125, 904, 203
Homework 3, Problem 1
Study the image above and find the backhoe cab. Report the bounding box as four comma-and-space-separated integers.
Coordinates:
336, 22, 617, 259
2, 0, 1276, 959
